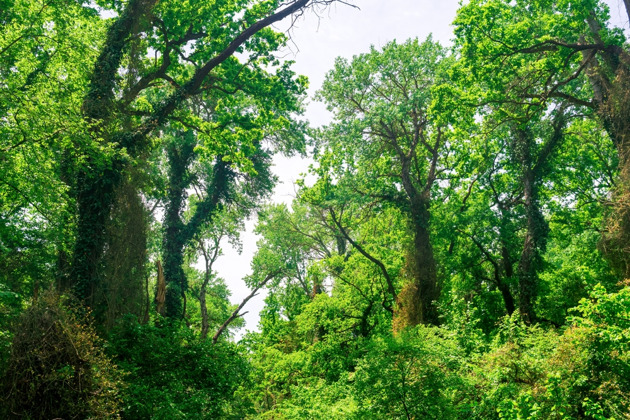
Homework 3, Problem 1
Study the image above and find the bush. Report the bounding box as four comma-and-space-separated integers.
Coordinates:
108, 316, 250, 419
466, 292, 630, 420
0, 292, 122, 419
352, 326, 470, 419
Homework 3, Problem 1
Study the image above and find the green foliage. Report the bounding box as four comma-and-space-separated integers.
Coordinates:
351, 327, 469, 419
456, 291, 630, 420
263, 377, 357, 420
0, 292, 122, 419
3, 0, 630, 417
108, 316, 250, 419
0, 0, 102, 300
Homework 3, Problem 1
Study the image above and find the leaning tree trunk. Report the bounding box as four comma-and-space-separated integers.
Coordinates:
597, 56, 630, 278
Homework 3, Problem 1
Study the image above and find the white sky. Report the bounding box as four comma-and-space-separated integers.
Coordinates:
214, 0, 630, 339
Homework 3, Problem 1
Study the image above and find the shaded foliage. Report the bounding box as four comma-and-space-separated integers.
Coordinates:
108, 316, 250, 419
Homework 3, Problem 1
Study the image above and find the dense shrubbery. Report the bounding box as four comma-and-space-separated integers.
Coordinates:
108, 316, 250, 419
0, 286, 627, 419
0, 300, 253, 419
237, 285, 630, 419
0, 293, 122, 419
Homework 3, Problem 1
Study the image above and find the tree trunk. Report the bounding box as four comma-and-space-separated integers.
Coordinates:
162, 134, 195, 319
69, 0, 158, 304
395, 152, 440, 328
71, 162, 124, 306
396, 200, 439, 328
161, 131, 233, 319
500, 244, 516, 315
411, 213, 439, 325
514, 128, 549, 324
200, 280, 209, 339
596, 57, 630, 277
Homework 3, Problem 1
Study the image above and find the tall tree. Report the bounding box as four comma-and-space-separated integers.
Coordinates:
68, 0, 345, 309
158, 58, 306, 318
315, 38, 464, 326
453, 0, 630, 277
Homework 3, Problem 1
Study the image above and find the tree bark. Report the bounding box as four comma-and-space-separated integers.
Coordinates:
162, 132, 233, 319
518, 167, 539, 324
162, 134, 196, 319
407, 204, 439, 325
70, 0, 158, 304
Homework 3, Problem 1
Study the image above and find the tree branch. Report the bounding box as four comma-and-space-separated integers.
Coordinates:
329, 208, 398, 304
212, 270, 279, 343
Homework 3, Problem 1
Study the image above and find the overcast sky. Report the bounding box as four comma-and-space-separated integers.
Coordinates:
214, 0, 630, 338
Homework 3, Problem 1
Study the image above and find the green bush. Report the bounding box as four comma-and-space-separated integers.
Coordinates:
108, 316, 250, 419
465, 290, 630, 420
351, 326, 470, 419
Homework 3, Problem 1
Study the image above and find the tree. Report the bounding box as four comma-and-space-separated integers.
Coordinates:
158, 56, 306, 319
68, 0, 346, 311
315, 38, 465, 326
453, 0, 630, 276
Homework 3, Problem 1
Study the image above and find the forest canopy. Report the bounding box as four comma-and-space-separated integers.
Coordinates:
1, 0, 630, 418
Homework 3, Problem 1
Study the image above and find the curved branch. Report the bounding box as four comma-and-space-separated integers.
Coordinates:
212, 270, 279, 343
329, 208, 397, 304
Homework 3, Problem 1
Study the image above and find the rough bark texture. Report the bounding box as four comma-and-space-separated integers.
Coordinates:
99, 176, 148, 329
396, 201, 439, 328
596, 55, 630, 277
517, 162, 540, 324
155, 260, 165, 316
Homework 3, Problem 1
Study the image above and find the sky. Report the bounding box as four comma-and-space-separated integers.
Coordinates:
213, 0, 630, 338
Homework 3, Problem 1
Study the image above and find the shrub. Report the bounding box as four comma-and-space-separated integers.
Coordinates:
352, 326, 469, 419
108, 316, 250, 419
0, 292, 122, 419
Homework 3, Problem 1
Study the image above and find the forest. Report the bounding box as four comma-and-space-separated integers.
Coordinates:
1, 0, 630, 418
